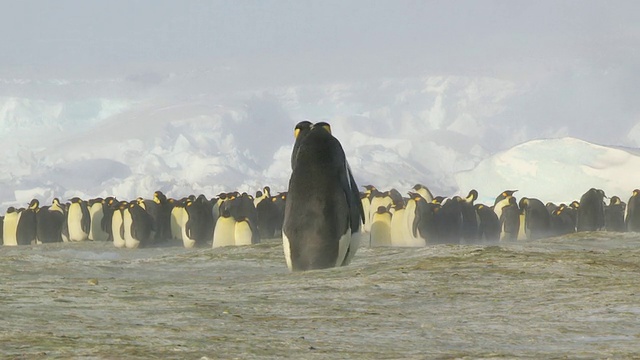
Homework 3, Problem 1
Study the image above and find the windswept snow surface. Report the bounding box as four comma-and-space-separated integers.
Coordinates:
1, 75, 639, 209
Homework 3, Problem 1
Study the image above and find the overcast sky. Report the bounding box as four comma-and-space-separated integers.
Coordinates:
2, 1, 640, 145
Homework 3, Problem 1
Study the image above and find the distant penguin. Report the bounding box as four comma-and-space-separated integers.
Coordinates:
412, 184, 434, 203
127, 202, 154, 248
234, 217, 255, 246
550, 205, 576, 236
369, 190, 393, 230
0, 215, 3, 245
370, 205, 392, 247
212, 209, 236, 248
604, 196, 626, 232
221, 192, 259, 244
475, 204, 500, 242
88, 198, 109, 241
436, 196, 463, 244
16, 199, 39, 245
389, 199, 407, 246
412, 194, 439, 246
518, 197, 551, 240
460, 190, 479, 242
36, 198, 65, 243
101, 197, 117, 241
3, 207, 21, 246
67, 197, 90, 241
256, 194, 279, 239
626, 189, 640, 232
283, 121, 364, 271
170, 199, 186, 241
112, 201, 127, 248
360, 185, 375, 233
272, 192, 287, 237
576, 188, 606, 232
499, 197, 520, 241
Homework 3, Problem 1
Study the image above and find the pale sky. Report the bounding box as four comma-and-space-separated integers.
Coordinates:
2, 0, 640, 145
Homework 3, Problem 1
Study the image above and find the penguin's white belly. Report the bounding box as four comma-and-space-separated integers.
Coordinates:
68, 204, 88, 242
370, 213, 392, 247
234, 221, 253, 246
112, 210, 125, 248
89, 204, 108, 241
212, 217, 236, 248
123, 209, 140, 249
3, 212, 20, 246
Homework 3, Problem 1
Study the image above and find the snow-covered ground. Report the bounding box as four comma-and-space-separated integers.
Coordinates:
1, 75, 639, 209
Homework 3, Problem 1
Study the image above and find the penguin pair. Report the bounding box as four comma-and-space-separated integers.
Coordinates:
474, 204, 500, 242
212, 208, 257, 248
283, 121, 364, 271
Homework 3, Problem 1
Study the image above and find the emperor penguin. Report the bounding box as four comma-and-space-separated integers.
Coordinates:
234, 217, 255, 246
112, 201, 128, 248
370, 205, 392, 247
16, 199, 39, 245
256, 193, 279, 239
460, 190, 479, 243
360, 185, 376, 233
518, 197, 550, 240
151, 191, 171, 241
283, 121, 364, 271
67, 197, 90, 241
123, 202, 154, 249
88, 198, 109, 241
0, 215, 3, 245
212, 208, 236, 248
494, 190, 518, 207
436, 196, 463, 244
604, 196, 626, 232
474, 204, 500, 242
499, 197, 520, 241
412, 194, 438, 246
170, 199, 186, 241
36, 198, 65, 243
389, 199, 407, 246
272, 192, 287, 237
412, 184, 434, 203
576, 188, 606, 232
369, 190, 393, 229
626, 189, 640, 232
3, 207, 21, 246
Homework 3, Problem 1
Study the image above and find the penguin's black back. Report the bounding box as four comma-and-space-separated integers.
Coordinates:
284, 124, 363, 271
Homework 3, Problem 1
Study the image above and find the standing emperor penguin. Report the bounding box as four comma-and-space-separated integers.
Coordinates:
67, 197, 90, 241
88, 198, 109, 241
283, 121, 364, 271
16, 199, 39, 245
212, 208, 237, 248
518, 197, 550, 240
112, 201, 128, 248
626, 189, 640, 232
36, 198, 65, 243
604, 196, 626, 232
3, 207, 21, 246
576, 188, 606, 232
369, 205, 392, 247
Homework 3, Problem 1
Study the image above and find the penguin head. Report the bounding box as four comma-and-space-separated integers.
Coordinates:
70, 197, 82, 203
432, 196, 446, 205
518, 197, 529, 209
6, 206, 16, 213
255, 190, 263, 198
609, 196, 621, 205
570, 201, 580, 209
263, 186, 271, 196
294, 121, 313, 138
466, 189, 478, 203
632, 189, 640, 197
311, 121, 332, 134
154, 191, 167, 204
376, 206, 388, 214
28, 199, 40, 210
53, 198, 61, 206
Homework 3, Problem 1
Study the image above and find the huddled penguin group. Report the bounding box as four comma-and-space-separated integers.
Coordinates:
360, 186, 640, 246
1, 189, 288, 250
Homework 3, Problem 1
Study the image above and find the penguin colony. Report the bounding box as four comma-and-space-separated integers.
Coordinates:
2, 120, 640, 272
0, 189, 285, 250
